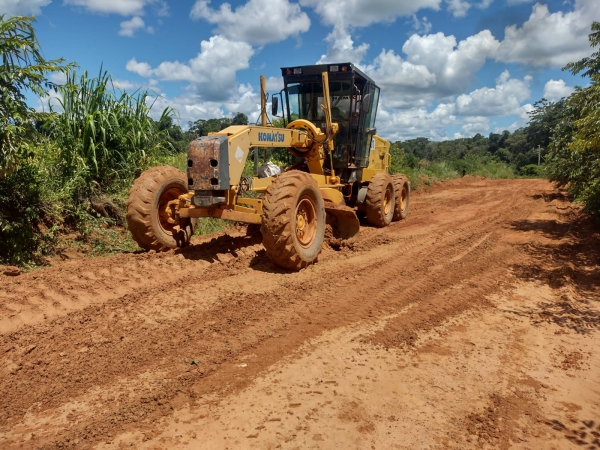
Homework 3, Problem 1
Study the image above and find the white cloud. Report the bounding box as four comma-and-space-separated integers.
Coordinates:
265, 76, 284, 92
375, 70, 533, 140
409, 14, 432, 34
301, 0, 441, 64
497, 0, 600, 67
119, 16, 145, 37
300, 0, 441, 29
543, 79, 574, 101
126, 58, 153, 77
366, 30, 499, 108
190, 0, 310, 46
63, 0, 167, 16
48, 71, 68, 85
0, 0, 51, 16
126, 35, 254, 102
112, 78, 140, 90
459, 116, 490, 136
317, 26, 370, 64
147, 83, 263, 127
368, 49, 436, 90
446, 0, 471, 18
455, 70, 531, 116
376, 105, 458, 141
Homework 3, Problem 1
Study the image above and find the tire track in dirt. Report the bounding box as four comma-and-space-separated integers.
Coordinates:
0, 179, 555, 449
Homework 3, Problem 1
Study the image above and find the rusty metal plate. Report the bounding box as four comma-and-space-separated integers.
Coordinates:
187, 136, 230, 190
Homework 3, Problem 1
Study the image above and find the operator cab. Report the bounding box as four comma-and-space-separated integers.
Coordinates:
277, 63, 380, 182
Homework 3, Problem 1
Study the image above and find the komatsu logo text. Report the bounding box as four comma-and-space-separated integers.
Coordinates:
258, 132, 284, 143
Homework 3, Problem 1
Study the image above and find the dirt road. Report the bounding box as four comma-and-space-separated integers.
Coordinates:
1, 177, 599, 449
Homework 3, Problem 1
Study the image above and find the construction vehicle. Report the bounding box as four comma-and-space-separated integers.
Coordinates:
126, 63, 410, 270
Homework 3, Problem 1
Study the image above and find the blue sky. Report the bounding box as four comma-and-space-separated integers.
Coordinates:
3, 0, 599, 141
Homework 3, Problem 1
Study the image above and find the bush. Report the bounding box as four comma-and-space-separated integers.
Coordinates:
519, 164, 543, 177
0, 163, 55, 265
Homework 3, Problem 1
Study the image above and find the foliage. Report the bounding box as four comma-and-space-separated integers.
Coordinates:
520, 164, 543, 177
187, 112, 248, 138
49, 68, 176, 194
545, 21, 600, 216
0, 163, 54, 265
0, 15, 74, 177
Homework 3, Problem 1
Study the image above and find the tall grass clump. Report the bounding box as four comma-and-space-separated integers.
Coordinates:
49, 68, 176, 196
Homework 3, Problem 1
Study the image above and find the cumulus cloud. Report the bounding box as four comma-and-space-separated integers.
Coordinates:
119, 16, 145, 37
375, 70, 533, 140
190, 0, 310, 46
376, 104, 459, 141
446, 0, 471, 18
497, 0, 600, 67
147, 83, 263, 127
265, 76, 284, 92
368, 49, 436, 90
300, 0, 440, 29
543, 79, 574, 101
459, 116, 490, 136
317, 27, 370, 64
455, 70, 531, 116
126, 58, 153, 77
409, 14, 432, 34
0, 0, 51, 16
366, 30, 499, 108
63, 0, 167, 16
301, 0, 440, 63
126, 35, 254, 102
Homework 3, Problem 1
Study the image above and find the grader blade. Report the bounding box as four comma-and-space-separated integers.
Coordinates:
324, 203, 360, 242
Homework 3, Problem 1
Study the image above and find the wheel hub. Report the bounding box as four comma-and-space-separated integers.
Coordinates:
384, 187, 392, 215
157, 187, 182, 235
295, 196, 317, 248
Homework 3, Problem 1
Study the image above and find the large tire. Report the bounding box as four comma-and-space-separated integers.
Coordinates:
365, 173, 395, 227
392, 174, 410, 221
126, 166, 195, 251
261, 170, 326, 270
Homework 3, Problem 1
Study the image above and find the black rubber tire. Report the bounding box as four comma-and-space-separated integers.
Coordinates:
392, 174, 410, 221
126, 166, 195, 251
261, 170, 326, 270
366, 172, 395, 227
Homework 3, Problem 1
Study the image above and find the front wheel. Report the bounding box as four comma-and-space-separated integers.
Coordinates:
126, 166, 195, 251
261, 170, 326, 270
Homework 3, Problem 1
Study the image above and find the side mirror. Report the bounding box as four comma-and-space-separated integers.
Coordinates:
271, 96, 279, 116
362, 94, 371, 114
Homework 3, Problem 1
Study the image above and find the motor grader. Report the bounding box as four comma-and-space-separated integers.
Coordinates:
126, 63, 410, 270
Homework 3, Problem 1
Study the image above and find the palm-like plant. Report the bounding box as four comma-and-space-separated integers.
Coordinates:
0, 14, 74, 177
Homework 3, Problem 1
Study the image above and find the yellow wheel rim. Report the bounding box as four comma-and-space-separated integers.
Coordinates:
384, 185, 393, 216
157, 187, 181, 235
295, 195, 317, 248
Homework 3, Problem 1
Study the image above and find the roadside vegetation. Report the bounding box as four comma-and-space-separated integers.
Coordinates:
1, 15, 598, 267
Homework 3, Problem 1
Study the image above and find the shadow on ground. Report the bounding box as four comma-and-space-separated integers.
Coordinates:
508, 199, 600, 334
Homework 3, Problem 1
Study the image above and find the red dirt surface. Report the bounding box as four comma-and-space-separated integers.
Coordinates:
1, 177, 599, 449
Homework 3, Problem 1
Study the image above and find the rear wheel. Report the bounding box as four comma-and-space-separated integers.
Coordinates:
261, 170, 325, 270
365, 173, 395, 227
392, 174, 410, 221
126, 166, 195, 251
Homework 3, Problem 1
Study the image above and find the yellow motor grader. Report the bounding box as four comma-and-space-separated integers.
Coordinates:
126, 63, 410, 270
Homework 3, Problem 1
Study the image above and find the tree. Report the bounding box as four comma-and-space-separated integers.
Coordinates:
231, 112, 248, 125
526, 98, 567, 150
545, 21, 600, 216
0, 15, 74, 177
